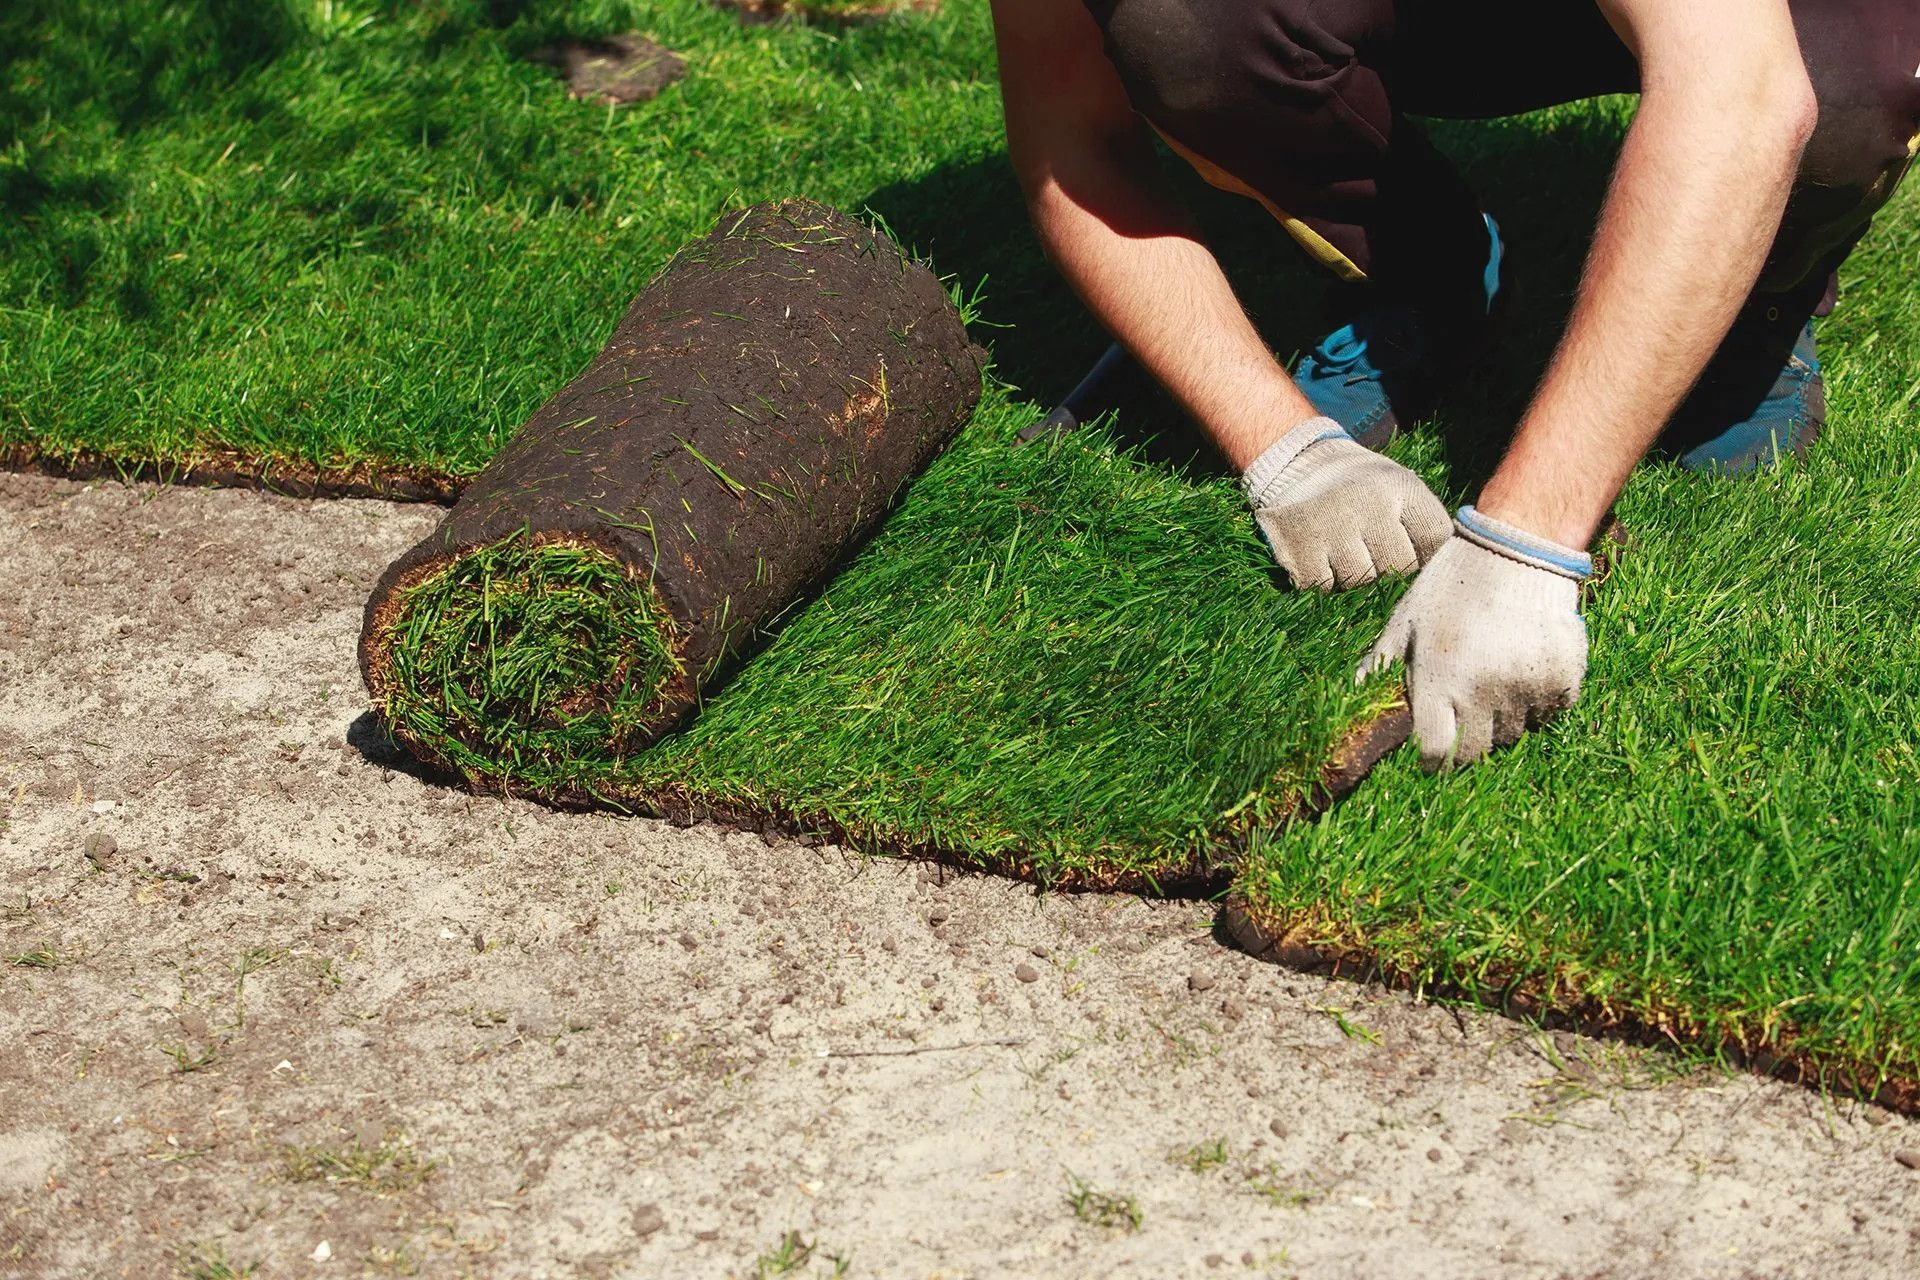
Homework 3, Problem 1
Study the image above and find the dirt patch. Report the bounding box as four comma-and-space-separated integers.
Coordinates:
712, 0, 942, 25
527, 34, 688, 106
5, 471, 1920, 1278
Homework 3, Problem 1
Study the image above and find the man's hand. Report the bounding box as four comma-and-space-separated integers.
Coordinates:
1377, 0, 1812, 767
1243, 417, 1449, 591
1359, 508, 1591, 770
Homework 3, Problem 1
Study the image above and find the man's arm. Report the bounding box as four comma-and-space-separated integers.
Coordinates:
989, 0, 1315, 469
991, 0, 1451, 590
1365, 0, 1817, 770
1474, 0, 1817, 545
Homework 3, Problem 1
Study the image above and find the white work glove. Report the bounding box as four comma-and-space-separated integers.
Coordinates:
1359, 505, 1591, 771
1241, 416, 1451, 591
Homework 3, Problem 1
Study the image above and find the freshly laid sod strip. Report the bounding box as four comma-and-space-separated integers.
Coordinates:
360, 200, 1406, 878
0, 0, 1018, 489
557, 412, 1415, 888
361, 198, 983, 789
1230, 199, 1920, 1105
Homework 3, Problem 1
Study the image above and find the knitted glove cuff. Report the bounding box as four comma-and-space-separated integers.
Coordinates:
1454, 505, 1593, 581
1239, 416, 1350, 508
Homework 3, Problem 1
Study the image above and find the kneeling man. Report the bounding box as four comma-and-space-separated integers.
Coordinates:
990, 0, 1919, 767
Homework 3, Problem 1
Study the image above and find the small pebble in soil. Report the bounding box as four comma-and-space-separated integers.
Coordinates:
1030, 944, 1050, 959
881, 937, 898, 953
1222, 998, 1246, 1021
1188, 971, 1217, 993
1014, 963, 1040, 983
1896, 1149, 1920, 1170
1269, 1118, 1288, 1139
930, 996, 946, 1012
921, 976, 937, 989
82, 832, 117, 866
678, 933, 698, 952
927, 904, 952, 926
1427, 1148, 1443, 1163
631, 1204, 666, 1238
516, 1003, 562, 1038
1205, 1256, 1225, 1270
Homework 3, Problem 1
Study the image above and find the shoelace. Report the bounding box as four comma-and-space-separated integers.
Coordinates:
1300, 305, 1428, 387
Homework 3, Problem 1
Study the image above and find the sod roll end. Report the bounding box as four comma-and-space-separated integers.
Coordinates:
360, 199, 984, 796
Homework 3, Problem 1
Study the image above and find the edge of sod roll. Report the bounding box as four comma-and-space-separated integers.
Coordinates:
0, 443, 464, 504
627, 698, 1415, 896
1220, 891, 1920, 1115
363, 530, 693, 798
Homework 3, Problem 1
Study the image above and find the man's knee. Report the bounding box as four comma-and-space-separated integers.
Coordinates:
1089, 0, 1379, 125
1791, 8, 1920, 210
1745, 1, 1917, 292
1799, 101, 1918, 202
1766, 34, 1920, 289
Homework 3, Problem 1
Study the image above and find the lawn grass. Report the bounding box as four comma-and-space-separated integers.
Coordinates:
0, 0, 1009, 479
5, 1, 1919, 1097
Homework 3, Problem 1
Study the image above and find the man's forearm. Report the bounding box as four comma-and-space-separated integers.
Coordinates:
1478, 22, 1816, 546
1020, 138, 1318, 470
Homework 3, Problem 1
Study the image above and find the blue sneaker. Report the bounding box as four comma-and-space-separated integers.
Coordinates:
1662, 314, 1823, 474
1292, 213, 1506, 450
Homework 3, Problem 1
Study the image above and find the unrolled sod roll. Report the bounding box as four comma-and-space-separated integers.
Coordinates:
359, 198, 984, 797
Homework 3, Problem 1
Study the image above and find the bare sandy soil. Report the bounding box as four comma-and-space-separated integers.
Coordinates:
2, 471, 1917, 1280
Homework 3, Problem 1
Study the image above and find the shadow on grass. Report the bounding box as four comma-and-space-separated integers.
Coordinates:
858, 102, 1628, 492
0, 0, 299, 140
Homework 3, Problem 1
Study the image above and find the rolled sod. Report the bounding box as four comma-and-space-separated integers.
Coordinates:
359, 199, 983, 797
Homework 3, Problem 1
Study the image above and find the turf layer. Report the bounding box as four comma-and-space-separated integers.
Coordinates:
377, 535, 684, 784
582, 411, 1409, 888
6, 0, 1920, 1099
